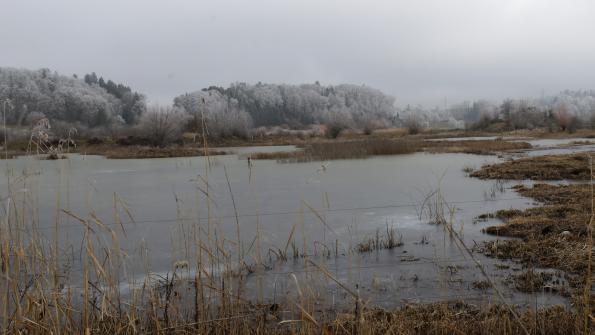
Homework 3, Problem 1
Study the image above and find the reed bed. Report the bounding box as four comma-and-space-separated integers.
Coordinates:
425, 139, 532, 155
251, 138, 420, 162
251, 138, 533, 163
84, 145, 228, 159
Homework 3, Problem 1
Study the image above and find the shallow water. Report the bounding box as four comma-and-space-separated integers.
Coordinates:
524, 138, 594, 148
0, 146, 574, 308
516, 138, 595, 157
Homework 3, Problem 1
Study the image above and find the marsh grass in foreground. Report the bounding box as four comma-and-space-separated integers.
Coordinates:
1, 146, 592, 334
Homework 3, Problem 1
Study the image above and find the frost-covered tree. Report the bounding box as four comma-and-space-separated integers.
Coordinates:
0, 67, 145, 127
175, 82, 397, 131
139, 105, 188, 146
173, 90, 253, 138
84, 72, 146, 124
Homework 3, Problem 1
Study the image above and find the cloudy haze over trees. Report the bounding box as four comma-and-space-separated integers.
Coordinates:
2, 1, 595, 106
2, 1, 595, 139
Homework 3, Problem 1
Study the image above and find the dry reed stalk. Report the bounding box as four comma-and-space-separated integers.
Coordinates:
443, 211, 531, 335
223, 165, 242, 306
584, 155, 593, 334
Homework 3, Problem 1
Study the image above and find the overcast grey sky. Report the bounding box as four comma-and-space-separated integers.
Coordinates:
1, 0, 594, 106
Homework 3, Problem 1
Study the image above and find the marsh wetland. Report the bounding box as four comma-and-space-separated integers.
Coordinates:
1, 135, 593, 334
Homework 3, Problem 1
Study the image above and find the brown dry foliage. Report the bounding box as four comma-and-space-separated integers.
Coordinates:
482, 184, 592, 275
251, 138, 420, 162
251, 139, 532, 162
330, 303, 581, 335
85, 145, 227, 159
472, 154, 591, 180
426, 140, 531, 155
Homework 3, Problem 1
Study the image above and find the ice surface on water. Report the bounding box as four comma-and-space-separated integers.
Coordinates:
3, 143, 587, 308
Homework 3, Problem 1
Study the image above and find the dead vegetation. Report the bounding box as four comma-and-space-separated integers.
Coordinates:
425, 139, 531, 155
356, 223, 403, 253
329, 302, 582, 335
472, 154, 591, 180
469, 151, 594, 327
505, 269, 558, 293
471, 280, 492, 290
481, 184, 592, 277
84, 144, 227, 159
251, 138, 420, 162
251, 138, 533, 162
4, 124, 541, 161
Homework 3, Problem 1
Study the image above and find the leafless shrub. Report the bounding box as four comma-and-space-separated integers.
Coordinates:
139, 105, 188, 147
404, 115, 423, 134
554, 104, 578, 133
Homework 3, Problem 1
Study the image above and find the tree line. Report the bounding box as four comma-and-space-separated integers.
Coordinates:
173, 82, 397, 137
442, 91, 595, 132
3, 67, 595, 142
0, 68, 398, 138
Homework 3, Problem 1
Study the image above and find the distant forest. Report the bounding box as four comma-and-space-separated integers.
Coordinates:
0, 68, 144, 128
2, 67, 595, 137
173, 82, 397, 136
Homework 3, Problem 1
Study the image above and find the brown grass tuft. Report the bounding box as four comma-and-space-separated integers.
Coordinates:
472, 154, 591, 180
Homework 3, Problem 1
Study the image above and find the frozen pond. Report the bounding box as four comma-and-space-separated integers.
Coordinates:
1, 146, 578, 309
